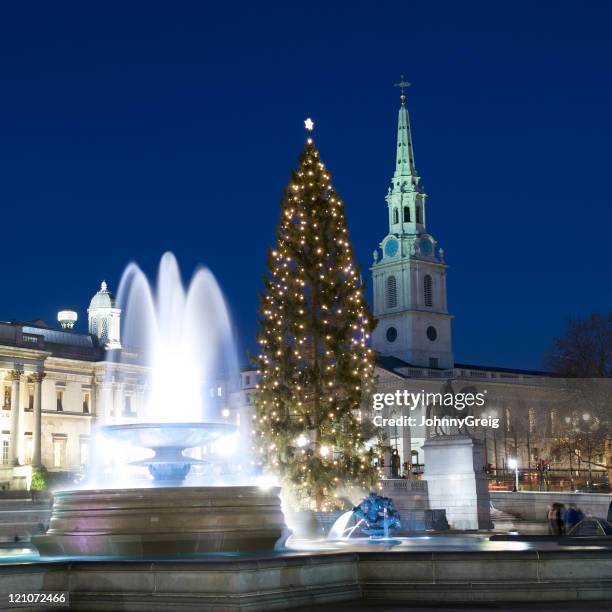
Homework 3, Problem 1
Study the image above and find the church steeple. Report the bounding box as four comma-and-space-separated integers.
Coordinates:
385, 77, 427, 236
393, 76, 418, 187
370, 79, 454, 370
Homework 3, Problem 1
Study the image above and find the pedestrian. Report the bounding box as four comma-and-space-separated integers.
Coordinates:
564, 503, 584, 532
391, 449, 401, 478
547, 502, 565, 535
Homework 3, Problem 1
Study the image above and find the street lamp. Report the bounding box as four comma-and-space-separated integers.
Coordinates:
508, 457, 519, 492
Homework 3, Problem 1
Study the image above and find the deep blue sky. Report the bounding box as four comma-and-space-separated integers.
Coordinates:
1, 1, 611, 369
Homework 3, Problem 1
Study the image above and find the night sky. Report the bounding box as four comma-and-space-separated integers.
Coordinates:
1, 1, 611, 370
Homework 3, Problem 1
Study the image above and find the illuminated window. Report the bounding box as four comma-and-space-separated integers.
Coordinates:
424, 275, 433, 307
386, 275, 398, 308
52, 436, 66, 468
24, 434, 33, 464
80, 439, 89, 466
1, 439, 8, 465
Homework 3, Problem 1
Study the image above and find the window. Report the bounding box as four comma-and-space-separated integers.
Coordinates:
24, 434, 33, 464
101, 318, 108, 341
426, 326, 437, 341
429, 357, 439, 369
82, 392, 90, 414
80, 439, 89, 466
26, 387, 34, 412
416, 206, 423, 224
244, 375, 251, 387
386, 275, 398, 308
393, 208, 399, 224
123, 396, 132, 416
424, 275, 433, 307
217, 386, 223, 397
52, 436, 67, 468
56, 389, 64, 412
1, 439, 8, 465
403, 206, 410, 222
3, 387, 10, 411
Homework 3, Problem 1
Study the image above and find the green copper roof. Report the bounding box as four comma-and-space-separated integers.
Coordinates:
394, 95, 417, 182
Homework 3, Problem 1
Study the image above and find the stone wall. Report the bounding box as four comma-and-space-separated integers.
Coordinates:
1, 549, 611, 609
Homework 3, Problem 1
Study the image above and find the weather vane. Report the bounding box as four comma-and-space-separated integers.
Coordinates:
394, 74, 411, 102
304, 117, 314, 132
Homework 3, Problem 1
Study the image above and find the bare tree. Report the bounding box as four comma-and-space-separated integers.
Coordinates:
546, 310, 612, 484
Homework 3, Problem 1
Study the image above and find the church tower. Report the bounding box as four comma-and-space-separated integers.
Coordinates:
88, 281, 122, 350
371, 80, 453, 368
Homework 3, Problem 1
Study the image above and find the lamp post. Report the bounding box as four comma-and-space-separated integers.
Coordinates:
508, 457, 519, 492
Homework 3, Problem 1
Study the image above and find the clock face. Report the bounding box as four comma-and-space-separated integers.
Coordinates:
385, 239, 399, 257
420, 239, 432, 256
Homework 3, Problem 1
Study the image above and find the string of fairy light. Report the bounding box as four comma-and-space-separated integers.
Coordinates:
253, 118, 380, 511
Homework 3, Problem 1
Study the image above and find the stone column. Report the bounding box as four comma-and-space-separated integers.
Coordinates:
30, 373, 45, 468
8, 369, 23, 466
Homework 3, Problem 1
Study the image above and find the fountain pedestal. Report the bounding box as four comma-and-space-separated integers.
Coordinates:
33, 486, 286, 556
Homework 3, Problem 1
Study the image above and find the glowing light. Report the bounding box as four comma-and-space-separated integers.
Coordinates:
296, 433, 309, 448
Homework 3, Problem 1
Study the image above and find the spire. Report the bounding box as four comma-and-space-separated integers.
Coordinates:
393, 76, 418, 186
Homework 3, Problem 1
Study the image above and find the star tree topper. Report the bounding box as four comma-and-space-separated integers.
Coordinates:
304, 117, 314, 131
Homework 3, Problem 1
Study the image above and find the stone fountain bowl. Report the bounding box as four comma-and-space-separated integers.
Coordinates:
99, 422, 239, 485
32, 485, 287, 557
99, 421, 238, 449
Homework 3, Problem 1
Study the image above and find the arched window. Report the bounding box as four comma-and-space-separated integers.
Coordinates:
386, 275, 398, 308
416, 206, 423, 224
424, 274, 433, 307
101, 318, 109, 341
403, 206, 410, 222
393, 208, 399, 224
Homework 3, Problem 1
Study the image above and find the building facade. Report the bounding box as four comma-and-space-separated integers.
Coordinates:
369, 87, 608, 487
0, 283, 248, 489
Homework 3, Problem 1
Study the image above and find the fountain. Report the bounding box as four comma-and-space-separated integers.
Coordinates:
33, 253, 287, 556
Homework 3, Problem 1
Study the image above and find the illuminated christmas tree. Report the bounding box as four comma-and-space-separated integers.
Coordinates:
254, 120, 379, 511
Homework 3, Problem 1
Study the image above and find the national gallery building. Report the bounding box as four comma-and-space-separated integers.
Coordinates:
0, 283, 255, 490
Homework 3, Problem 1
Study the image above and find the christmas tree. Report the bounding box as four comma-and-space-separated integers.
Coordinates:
254, 121, 379, 511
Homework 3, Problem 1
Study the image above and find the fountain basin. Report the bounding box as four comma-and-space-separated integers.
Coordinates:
32, 486, 286, 556
99, 422, 238, 484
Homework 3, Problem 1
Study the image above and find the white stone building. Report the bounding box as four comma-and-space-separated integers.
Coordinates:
0, 282, 246, 489
368, 85, 601, 483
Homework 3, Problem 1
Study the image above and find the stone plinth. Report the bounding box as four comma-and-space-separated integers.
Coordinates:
423, 435, 492, 530
32, 486, 286, 556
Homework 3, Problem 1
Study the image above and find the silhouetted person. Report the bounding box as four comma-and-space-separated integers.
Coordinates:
391, 450, 401, 478
547, 502, 565, 535
564, 503, 584, 532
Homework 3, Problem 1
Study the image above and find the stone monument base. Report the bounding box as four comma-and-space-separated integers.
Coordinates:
423, 435, 492, 530
32, 485, 286, 556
